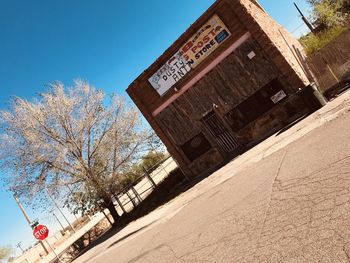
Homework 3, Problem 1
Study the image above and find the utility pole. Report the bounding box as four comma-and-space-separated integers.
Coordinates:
294, 3, 339, 83
45, 189, 76, 233
16, 242, 25, 254
52, 212, 66, 232
13, 195, 49, 255
294, 2, 316, 33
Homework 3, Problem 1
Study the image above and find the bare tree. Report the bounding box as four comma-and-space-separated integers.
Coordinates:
0, 245, 12, 262
0, 80, 154, 225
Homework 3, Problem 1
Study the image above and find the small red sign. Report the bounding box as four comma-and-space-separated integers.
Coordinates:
33, 225, 49, 241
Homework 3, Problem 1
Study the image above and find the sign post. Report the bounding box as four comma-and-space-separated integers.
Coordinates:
13, 194, 49, 255
33, 224, 62, 262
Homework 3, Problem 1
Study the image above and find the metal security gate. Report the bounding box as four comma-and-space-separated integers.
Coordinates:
202, 111, 239, 153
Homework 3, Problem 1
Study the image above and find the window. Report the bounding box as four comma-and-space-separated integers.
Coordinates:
181, 133, 212, 162
225, 79, 288, 131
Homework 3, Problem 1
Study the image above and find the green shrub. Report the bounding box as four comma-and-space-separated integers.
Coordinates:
299, 26, 345, 55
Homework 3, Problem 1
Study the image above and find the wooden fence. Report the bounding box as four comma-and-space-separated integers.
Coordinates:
306, 29, 350, 94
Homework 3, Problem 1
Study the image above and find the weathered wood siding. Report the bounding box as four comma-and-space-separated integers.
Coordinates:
127, 0, 311, 177
306, 29, 350, 94
156, 37, 284, 145
229, 0, 310, 90
233, 94, 308, 145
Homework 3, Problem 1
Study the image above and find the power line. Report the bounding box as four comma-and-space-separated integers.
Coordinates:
285, 15, 302, 29
291, 23, 308, 34
45, 189, 76, 233
16, 242, 25, 254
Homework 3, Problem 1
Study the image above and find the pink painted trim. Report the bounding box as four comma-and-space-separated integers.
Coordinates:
152, 32, 252, 116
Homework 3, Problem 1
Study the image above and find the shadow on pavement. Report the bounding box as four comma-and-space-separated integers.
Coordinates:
73, 110, 316, 261
275, 114, 308, 136
73, 168, 190, 260
107, 222, 156, 249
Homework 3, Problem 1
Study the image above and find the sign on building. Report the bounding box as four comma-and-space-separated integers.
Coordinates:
149, 14, 231, 96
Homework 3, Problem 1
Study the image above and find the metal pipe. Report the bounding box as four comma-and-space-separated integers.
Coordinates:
45, 189, 76, 233
44, 239, 62, 263
52, 212, 65, 232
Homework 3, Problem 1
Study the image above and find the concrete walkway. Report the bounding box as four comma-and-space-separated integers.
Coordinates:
74, 91, 350, 263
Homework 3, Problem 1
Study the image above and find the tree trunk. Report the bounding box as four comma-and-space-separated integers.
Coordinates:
104, 197, 120, 227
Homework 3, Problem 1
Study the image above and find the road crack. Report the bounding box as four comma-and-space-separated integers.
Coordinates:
255, 149, 288, 250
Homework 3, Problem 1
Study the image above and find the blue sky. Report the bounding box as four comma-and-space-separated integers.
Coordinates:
0, 0, 311, 255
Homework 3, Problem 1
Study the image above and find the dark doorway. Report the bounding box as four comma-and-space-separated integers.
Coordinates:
202, 110, 239, 153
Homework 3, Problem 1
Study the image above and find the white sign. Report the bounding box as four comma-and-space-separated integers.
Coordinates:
270, 90, 287, 104
148, 15, 231, 96
148, 51, 191, 96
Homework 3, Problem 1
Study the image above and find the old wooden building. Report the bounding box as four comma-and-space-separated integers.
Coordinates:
127, 0, 321, 177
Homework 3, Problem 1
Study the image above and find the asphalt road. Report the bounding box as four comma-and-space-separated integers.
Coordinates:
74, 92, 350, 263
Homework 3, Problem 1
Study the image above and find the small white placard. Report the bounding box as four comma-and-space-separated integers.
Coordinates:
247, 51, 256, 59
270, 90, 287, 104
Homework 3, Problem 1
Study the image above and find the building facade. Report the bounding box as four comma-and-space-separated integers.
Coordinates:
127, 0, 318, 177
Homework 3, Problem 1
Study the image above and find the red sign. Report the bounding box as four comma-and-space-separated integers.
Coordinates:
33, 225, 49, 241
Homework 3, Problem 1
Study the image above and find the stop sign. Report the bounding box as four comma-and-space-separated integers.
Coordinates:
33, 224, 49, 241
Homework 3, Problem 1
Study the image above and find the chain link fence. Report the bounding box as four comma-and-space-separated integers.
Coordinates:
112, 156, 178, 215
